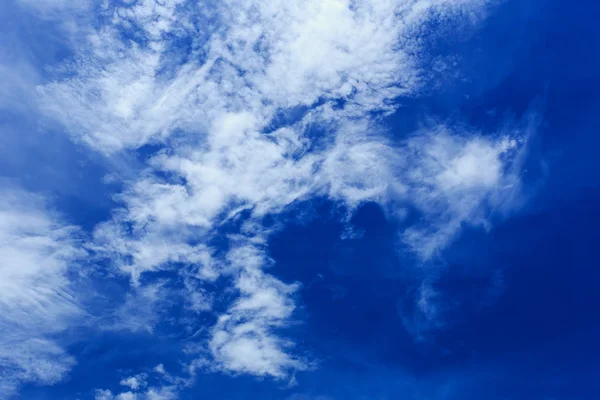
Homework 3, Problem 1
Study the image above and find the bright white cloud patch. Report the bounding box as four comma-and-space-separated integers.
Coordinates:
28, 0, 519, 388
0, 188, 84, 397
401, 128, 522, 258
120, 374, 148, 391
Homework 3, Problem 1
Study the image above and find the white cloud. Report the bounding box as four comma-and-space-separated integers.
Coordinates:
96, 390, 138, 400
120, 374, 148, 390
36, 0, 490, 152
96, 384, 178, 400
92, 218, 217, 285
0, 188, 85, 397
96, 365, 180, 400
207, 239, 306, 378
30, 0, 513, 384
0, 339, 76, 398
116, 392, 137, 400
144, 386, 179, 400
96, 387, 178, 400
320, 120, 405, 206
401, 127, 523, 258
95, 389, 116, 400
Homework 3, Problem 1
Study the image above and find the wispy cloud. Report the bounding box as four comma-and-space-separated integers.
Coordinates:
0, 188, 85, 397
35, 0, 490, 152
95, 387, 178, 400
106, 282, 169, 334
401, 125, 525, 259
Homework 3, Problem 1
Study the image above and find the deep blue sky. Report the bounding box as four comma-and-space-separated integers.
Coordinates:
2, 0, 600, 399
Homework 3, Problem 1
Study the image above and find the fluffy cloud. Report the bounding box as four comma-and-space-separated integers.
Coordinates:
208, 240, 306, 378
120, 374, 149, 391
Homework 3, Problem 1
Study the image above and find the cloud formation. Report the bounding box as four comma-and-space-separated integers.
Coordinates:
95, 365, 181, 400
22, 0, 525, 390
401, 127, 523, 258
0, 188, 85, 397
207, 239, 306, 378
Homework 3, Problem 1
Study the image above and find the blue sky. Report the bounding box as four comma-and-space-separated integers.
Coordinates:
1, 0, 599, 399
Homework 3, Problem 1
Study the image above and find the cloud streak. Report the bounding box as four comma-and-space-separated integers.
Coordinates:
0, 188, 85, 397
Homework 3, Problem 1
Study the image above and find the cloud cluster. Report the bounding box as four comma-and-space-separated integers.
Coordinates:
95, 387, 177, 400
95, 365, 181, 400
36, 0, 488, 152
26, 0, 523, 390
